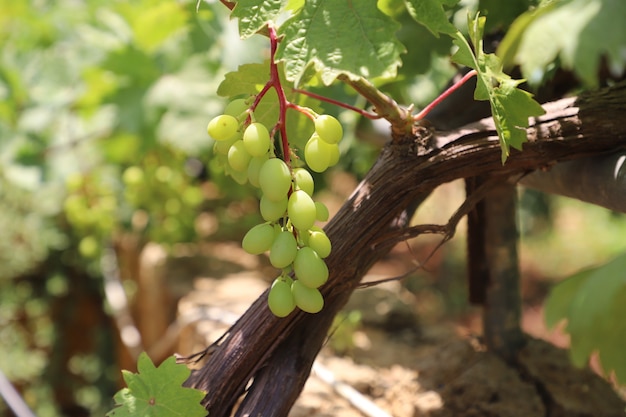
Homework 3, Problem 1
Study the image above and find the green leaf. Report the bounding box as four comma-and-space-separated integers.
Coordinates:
498, 0, 626, 87
131, 2, 189, 53
545, 253, 626, 383
107, 352, 206, 417
452, 13, 545, 163
231, 0, 287, 39
404, 0, 458, 36
217, 62, 270, 97
275, 0, 405, 86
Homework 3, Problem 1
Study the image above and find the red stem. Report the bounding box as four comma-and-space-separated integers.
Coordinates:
414, 70, 477, 121
291, 88, 382, 120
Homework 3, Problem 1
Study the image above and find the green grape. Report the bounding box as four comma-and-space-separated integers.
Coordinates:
225, 165, 248, 185
315, 201, 330, 222
292, 279, 324, 313
268, 277, 296, 317
304, 134, 331, 173
260, 195, 287, 222
79, 235, 99, 258
224, 99, 249, 119
122, 166, 144, 187
308, 230, 331, 258
288, 190, 317, 231
269, 230, 298, 268
227, 140, 252, 172
207, 114, 239, 141
242, 223, 275, 255
214, 133, 240, 155
243, 122, 271, 157
247, 155, 268, 188
293, 246, 329, 288
314, 115, 343, 144
293, 168, 314, 196
259, 158, 292, 202
328, 143, 340, 167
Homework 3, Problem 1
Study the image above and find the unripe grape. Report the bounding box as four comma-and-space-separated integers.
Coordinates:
269, 230, 297, 268
243, 122, 271, 157
327, 143, 340, 167
224, 99, 249, 119
214, 133, 240, 155
260, 195, 287, 222
259, 158, 292, 201
207, 114, 239, 141
228, 166, 248, 185
304, 135, 331, 173
314, 115, 343, 144
293, 168, 314, 196
294, 247, 328, 288
315, 201, 330, 222
268, 278, 296, 317
291, 280, 324, 313
248, 155, 269, 188
242, 223, 275, 255
308, 230, 331, 258
288, 190, 317, 231
227, 140, 251, 172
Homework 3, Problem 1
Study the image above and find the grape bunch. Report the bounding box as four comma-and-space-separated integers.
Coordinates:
207, 100, 342, 317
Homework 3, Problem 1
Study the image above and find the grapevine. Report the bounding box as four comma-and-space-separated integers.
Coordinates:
206, 25, 340, 317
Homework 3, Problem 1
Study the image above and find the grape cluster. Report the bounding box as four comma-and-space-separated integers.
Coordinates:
207, 100, 342, 317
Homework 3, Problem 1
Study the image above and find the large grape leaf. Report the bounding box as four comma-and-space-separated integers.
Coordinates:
452, 14, 545, 163
497, 0, 626, 87
545, 253, 626, 383
231, 0, 287, 39
404, 0, 458, 36
275, 0, 405, 86
107, 353, 206, 417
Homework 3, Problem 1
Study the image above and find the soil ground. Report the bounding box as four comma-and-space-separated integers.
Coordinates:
174, 242, 626, 417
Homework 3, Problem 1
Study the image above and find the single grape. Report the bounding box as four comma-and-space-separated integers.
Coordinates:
248, 155, 269, 188
242, 223, 275, 255
259, 158, 292, 201
227, 140, 252, 172
308, 230, 331, 258
293, 246, 329, 288
224, 99, 249, 119
260, 195, 287, 222
315, 201, 330, 222
243, 122, 271, 157
291, 280, 324, 313
214, 133, 240, 155
327, 143, 340, 167
288, 190, 317, 231
304, 135, 331, 173
122, 166, 144, 187
314, 115, 343, 144
268, 277, 296, 317
207, 114, 239, 141
226, 165, 248, 185
79, 235, 99, 258
269, 230, 298, 268
293, 168, 314, 196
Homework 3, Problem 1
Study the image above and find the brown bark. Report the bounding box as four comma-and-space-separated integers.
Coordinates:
184, 81, 626, 416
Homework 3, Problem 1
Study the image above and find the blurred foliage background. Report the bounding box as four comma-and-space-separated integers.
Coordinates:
1, 0, 625, 416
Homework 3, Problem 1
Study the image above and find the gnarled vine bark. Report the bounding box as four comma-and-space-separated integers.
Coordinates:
184, 81, 626, 416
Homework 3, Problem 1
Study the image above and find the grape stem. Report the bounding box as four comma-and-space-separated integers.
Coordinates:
291, 88, 382, 120
414, 70, 478, 121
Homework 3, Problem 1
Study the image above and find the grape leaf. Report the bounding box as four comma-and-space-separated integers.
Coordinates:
107, 352, 206, 417
497, 0, 626, 87
231, 0, 287, 39
544, 253, 626, 383
452, 14, 545, 163
404, 0, 458, 36
275, 0, 404, 86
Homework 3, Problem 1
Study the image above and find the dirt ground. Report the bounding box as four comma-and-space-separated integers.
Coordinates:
173, 240, 626, 417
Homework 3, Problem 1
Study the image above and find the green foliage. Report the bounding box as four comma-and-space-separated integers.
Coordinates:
498, 0, 626, 87
452, 14, 545, 162
545, 253, 626, 383
107, 353, 206, 417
